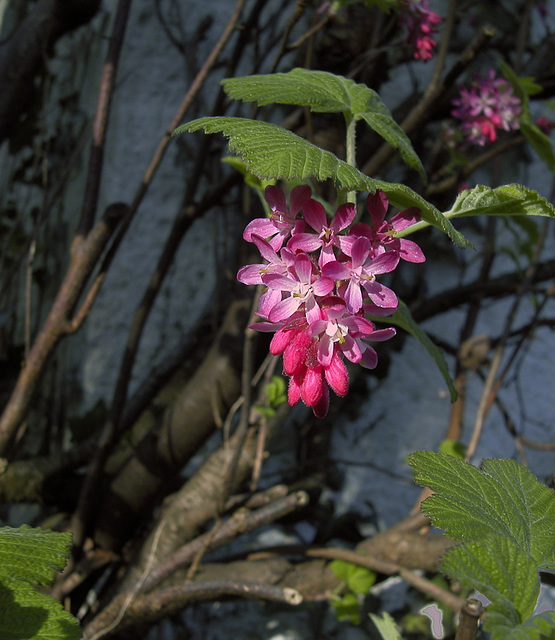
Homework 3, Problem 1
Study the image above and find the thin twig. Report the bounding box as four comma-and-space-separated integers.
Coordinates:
363, 18, 495, 178
465, 215, 550, 461
305, 547, 465, 612
81, 491, 308, 639
78, 0, 132, 236
0, 208, 123, 455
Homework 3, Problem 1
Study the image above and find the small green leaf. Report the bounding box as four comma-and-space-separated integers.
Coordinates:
329, 559, 376, 594
369, 612, 403, 640
266, 376, 287, 409
175, 117, 471, 248
331, 593, 361, 624
221, 69, 425, 179
375, 300, 457, 401
438, 439, 466, 459
448, 184, 555, 219
346, 566, 376, 594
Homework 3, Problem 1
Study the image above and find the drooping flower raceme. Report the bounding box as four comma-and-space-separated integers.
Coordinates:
238, 186, 425, 418
398, 0, 442, 62
451, 70, 522, 146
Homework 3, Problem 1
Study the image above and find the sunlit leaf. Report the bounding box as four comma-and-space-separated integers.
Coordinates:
0, 526, 80, 640
176, 117, 471, 248
221, 68, 425, 179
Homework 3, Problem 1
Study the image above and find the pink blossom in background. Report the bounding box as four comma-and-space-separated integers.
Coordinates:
451, 70, 522, 146
399, 0, 442, 62
237, 186, 425, 417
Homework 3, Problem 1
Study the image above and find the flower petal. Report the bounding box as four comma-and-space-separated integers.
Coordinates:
367, 191, 389, 227
325, 352, 349, 396
264, 185, 287, 212
322, 261, 350, 281
243, 218, 279, 242
269, 296, 302, 322
398, 238, 426, 263
364, 281, 398, 308
351, 236, 371, 269
302, 199, 327, 231
331, 202, 356, 232
290, 185, 312, 215
390, 207, 421, 231
287, 233, 322, 254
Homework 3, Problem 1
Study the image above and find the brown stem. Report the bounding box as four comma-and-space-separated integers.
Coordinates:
0, 207, 123, 455
97, 0, 247, 279
142, 491, 309, 593
455, 598, 484, 640
82, 490, 307, 639
304, 547, 465, 612
89, 582, 301, 639
78, 0, 132, 236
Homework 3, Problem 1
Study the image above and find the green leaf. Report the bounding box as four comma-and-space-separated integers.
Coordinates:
329, 559, 376, 594
438, 439, 466, 459
0, 525, 72, 584
221, 68, 425, 180
408, 453, 555, 640
265, 375, 287, 409
408, 454, 555, 564
369, 612, 403, 640
520, 121, 555, 173
331, 592, 361, 624
446, 184, 555, 220
399, 184, 555, 241
376, 300, 457, 401
0, 526, 80, 640
175, 116, 471, 248
516, 611, 555, 640
441, 537, 539, 622
500, 63, 555, 173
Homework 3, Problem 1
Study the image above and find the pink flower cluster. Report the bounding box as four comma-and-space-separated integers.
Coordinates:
399, 0, 442, 62
237, 186, 425, 418
451, 70, 522, 146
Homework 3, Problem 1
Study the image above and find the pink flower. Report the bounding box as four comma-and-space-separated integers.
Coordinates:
262, 253, 334, 324
309, 297, 396, 368
243, 185, 311, 250
235, 185, 425, 418
399, 0, 442, 62
323, 238, 399, 313
348, 191, 426, 263
287, 200, 356, 267
269, 317, 347, 418
452, 70, 521, 146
